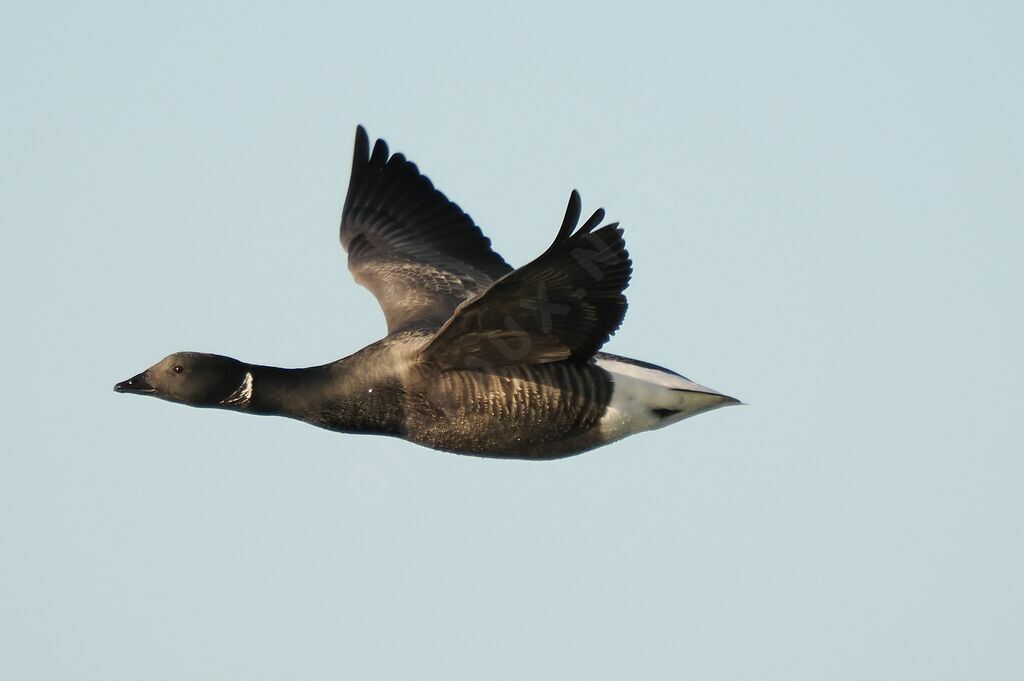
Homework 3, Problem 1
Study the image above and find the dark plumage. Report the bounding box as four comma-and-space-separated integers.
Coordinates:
115, 126, 738, 459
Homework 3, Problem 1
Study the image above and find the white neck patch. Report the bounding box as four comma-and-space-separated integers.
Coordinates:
221, 371, 254, 407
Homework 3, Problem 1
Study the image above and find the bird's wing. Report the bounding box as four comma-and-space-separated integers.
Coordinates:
420, 191, 631, 369
340, 126, 513, 333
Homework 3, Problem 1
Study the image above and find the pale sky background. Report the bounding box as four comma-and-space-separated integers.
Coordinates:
3, 1, 1022, 679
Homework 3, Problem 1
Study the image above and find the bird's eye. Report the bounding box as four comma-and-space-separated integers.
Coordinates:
173, 365, 183, 374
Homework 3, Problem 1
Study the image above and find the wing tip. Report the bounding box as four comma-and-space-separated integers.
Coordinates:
353, 124, 370, 162
552, 190, 583, 247
555, 190, 613, 243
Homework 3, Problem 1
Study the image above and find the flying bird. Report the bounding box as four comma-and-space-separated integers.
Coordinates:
115, 126, 738, 459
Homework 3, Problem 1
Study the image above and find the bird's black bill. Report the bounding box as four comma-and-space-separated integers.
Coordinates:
114, 372, 155, 394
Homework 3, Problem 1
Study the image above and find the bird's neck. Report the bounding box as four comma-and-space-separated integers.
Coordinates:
229, 360, 403, 436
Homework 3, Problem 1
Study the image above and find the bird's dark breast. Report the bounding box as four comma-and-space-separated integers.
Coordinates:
401, 361, 613, 460
308, 380, 406, 435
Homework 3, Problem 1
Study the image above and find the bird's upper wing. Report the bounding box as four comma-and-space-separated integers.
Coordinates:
420, 191, 631, 369
340, 126, 513, 333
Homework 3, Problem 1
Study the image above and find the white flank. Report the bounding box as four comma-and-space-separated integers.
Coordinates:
222, 371, 254, 406
596, 357, 736, 441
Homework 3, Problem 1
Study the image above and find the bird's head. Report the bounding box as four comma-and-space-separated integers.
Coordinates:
114, 352, 249, 407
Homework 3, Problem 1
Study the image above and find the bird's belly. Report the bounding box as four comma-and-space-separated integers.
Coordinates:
402, 364, 612, 459
406, 417, 596, 459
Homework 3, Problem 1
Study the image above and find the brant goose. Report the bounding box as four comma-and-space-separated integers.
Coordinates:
115, 126, 738, 459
